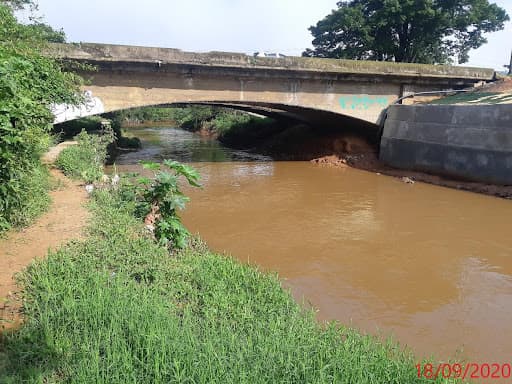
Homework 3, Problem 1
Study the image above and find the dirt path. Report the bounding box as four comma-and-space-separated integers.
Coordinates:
0, 168, 89, 332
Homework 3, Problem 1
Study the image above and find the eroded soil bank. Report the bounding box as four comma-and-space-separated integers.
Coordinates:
0, 169, 89, 332
217, 121, 512, 199
312, 149, 512, 200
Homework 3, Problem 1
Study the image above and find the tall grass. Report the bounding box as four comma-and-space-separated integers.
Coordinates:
56, 130, 112, 183
0, 185, 453, 383
0, 162, 52, 232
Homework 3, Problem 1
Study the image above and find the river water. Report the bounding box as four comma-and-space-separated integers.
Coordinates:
115, 126, 512, 363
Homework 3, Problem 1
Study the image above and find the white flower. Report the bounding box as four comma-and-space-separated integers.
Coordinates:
112, 174, 120, 186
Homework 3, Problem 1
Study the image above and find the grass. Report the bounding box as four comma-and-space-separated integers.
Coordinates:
0, 161, 52, 234
428, 91, 512, 105
56, 130, 111, 183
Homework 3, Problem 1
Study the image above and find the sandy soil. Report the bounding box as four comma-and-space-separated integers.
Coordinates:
41, 141, 77, 165
312, 150, 512, 199
0, 169, 89, 332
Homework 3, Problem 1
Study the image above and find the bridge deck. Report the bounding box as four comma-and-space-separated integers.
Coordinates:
51, 43, 494, 82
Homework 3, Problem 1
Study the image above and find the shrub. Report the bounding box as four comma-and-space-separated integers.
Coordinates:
52, 115, 105, 139
56, 130, 112, 183
117, 160, 201, 250
0, 4, 82, 232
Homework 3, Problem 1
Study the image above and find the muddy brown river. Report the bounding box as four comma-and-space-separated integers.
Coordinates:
116, 126, 512, 364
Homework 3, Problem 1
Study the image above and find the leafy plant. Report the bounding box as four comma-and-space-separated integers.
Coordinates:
56, 129, 113, 183
0, 3, 83, 232
120, 160, 201, 250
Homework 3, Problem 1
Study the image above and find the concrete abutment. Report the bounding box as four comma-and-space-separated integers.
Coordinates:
380, 104, 512, 185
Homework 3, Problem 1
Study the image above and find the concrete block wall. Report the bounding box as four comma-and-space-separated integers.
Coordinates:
380, 104, 512, 185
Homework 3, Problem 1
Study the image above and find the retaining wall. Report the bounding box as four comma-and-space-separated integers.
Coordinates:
380, 104, 512, 185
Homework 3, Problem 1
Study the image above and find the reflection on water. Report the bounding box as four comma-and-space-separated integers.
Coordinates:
115, 126, 512, 363
115, 127, 271, 164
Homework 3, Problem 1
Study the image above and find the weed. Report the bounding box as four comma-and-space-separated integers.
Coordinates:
118, 160, 201, 250
56, 130, 113, 183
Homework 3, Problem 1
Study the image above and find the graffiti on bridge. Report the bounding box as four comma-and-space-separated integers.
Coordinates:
339, 95, 389, 110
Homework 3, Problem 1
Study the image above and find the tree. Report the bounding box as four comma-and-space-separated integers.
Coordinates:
303, 0, 509, 64
1, 0, 66, 42
0, 0, 33, 10
25, 22, 66, 43
0, 3, 82, 231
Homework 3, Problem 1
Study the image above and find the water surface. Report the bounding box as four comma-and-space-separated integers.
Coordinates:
116, 126, 512, 363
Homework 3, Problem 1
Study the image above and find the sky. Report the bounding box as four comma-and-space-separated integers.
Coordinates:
24, 0, 512, 70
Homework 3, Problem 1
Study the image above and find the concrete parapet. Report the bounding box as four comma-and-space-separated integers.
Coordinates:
380, 104, 512, 184
50, 43, 495, 82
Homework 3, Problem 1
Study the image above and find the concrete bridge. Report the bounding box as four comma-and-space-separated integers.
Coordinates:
52, 43, 495, 135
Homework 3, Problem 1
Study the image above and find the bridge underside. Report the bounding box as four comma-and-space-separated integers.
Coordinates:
149, 100, 381, 142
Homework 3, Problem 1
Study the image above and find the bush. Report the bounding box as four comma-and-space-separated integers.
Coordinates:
0, 162, 51, 232
117, 135, 142, 149
0, 4, 82, 233
56, 130, 112, 183
111, 106, 176, 124
52, 115, 105, 139
117, 160, 201, 250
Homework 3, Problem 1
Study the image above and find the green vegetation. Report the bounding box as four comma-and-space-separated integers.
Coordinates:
112, 106, 181, 125
304, 0, 509, 64
1, 0, 33, 11
216, 115, 281, 147
113, 105, 269, 136
0, 3, 82, 233
147, 106, 286, 152
121, 160, 201, 250
53, 115, 107, 138
2, 162, 53, 229
56, 130, 112, 183
114, 105, 280, 149
429, 92, 512, 105
54, 115, 141, 150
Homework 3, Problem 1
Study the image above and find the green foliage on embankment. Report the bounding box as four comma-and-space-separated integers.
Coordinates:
113, 105, 275, 137
53, 115, 106, 138
54, 116, 142, 150
56, 130, 113, 183
0, 4, 82, 232
113, 106, 181, 124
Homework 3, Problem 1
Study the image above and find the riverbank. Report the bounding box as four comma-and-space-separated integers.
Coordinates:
312, 151, 512, 199
0, 134, 446, 383
0, 169, 88, 332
